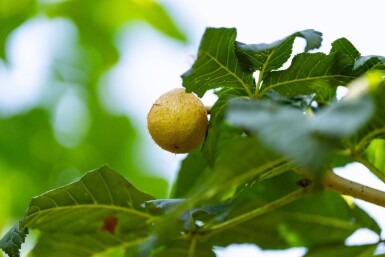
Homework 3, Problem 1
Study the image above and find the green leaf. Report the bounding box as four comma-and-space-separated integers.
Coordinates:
235, 29, 322, 73
203, 172, 380, 250
304, 243, 377, 257
357, 82, 385, 148
260, 51, 354, 102
227, 96, 374, 172
330, 37, 360, 60
182, 27, 254, 97
19, 166, 155, 256
171, 149, 212, 198
29, 231, 147, 257
0, 223, 28, 257
202, 88, 246, 165
353, 55, 385, 74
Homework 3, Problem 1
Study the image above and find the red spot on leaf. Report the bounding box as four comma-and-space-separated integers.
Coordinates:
100, 216, 118, 234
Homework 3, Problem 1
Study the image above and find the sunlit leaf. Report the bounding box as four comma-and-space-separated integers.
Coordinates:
152, 240, 215, 257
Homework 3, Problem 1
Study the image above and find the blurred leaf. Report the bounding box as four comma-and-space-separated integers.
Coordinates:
182, 27, 254, 97
235, 29, 322, 72
357, 82, 385, 148
304, 243, 377, 257
366, 139, 385, 177
171, 149, 212, 198
42, 0, 186, 67
152, 240, 215, 257
0, 0, 36, 60
227, 96, 374, 172
0, 223, 28, 257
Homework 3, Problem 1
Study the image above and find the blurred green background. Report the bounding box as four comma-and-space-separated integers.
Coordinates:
0, 0, 187, 234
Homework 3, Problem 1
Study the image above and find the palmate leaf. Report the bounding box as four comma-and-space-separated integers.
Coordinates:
182, 27, 254, 97
227, 95, 374, 172
235, 29, 322, 73
1, 166, 155, 257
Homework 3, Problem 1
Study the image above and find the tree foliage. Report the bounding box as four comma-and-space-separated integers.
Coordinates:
1, 24, 385, 256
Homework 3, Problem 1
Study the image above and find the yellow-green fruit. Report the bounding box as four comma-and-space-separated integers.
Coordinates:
147, 88, 208, 153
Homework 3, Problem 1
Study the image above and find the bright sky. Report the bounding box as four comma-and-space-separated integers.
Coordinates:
1, 0, 385, 256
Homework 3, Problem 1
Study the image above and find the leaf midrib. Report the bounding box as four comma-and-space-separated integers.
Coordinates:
24, 204, 152, 227
261, 74, 354, 95
202, 50, 253, 97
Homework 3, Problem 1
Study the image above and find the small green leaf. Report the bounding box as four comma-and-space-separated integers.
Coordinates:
0, 222, 28, 257
182, 27, 254, 97
235, 29, 322, 73
330, 37, 360, 60
353, 55, 385, 74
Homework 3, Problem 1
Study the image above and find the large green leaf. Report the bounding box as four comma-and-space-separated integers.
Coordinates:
0, 166, 155, 257
182, 27, 255, 97
235, 29, 322, 73
227, 95, 374, 172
